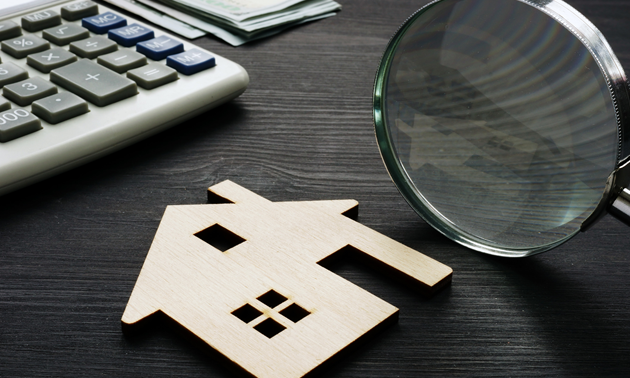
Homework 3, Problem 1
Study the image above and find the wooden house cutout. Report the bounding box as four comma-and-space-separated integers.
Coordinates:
122, 180, 452, 377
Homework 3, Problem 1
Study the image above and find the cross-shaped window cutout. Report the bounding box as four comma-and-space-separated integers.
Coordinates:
232, 290, 311, 338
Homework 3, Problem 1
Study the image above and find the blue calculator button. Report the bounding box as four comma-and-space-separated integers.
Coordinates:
166, 49, 216, 75
136, 36, 184, 61
108, 23, 154, 47
82, 12, 126, 34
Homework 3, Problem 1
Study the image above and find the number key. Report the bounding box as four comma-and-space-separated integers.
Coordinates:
0, 97, 10, 112
0, 62, 29, 88
0, 108, 42, 143
3, 77, 58, 106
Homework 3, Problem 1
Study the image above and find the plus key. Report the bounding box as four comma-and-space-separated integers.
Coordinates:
50, 60, 137, 106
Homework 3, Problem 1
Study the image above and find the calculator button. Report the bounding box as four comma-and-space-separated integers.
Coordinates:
21, 11, 62, 32
127, 63, 178, 89
82, 12, 126, 34
27, 48, 78, 73
61, 1, 99, 21
32, 92, 89, 124
0, 97, 10, 112
0, 108, 42, 143
97, 50, 146, 73
136, 36, 183, 60
43, 24, 90, 46
0, 21, 22, 41
0, 62, 29, 87
3, 77, 58, 106
1, 35, 50, 59
69, 36, 118, 59
50, 60, 137, 107
108, 24, 154, 47
166, 49, 216, 75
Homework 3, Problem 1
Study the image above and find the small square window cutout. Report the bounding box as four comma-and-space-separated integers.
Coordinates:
257, 290, 287, 308
280, 303, 310, 323
254, 318, 286, 338
232, 304, 262, 324
195, 224, 245, 252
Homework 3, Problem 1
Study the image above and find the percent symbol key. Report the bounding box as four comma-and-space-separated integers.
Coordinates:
1, 35, 49, 58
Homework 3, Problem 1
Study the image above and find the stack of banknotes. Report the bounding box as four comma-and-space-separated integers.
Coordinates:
104, 0, 342, 46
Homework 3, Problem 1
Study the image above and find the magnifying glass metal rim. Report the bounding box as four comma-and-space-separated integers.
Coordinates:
373, 0, 630, 257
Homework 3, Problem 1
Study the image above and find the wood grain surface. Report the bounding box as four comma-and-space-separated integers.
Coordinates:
122, 180, 451, 377
1, 0, 630, 377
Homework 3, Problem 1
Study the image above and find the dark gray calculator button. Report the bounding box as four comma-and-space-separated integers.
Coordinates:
22, 10, 62, 32
69, 36, 117, 59
43, 24, 90, 46
3, 77, 58, 106
0, 108, 42, 142
61, 1, 99, 21
32, 92, 89, 124
0, 97, 10, 112
0, 62, 29, 88
97, 50, 146, 73
127, 63, 178, 89
0, 21, 22, 41
1, 35, 50, 59
50, 60, 137, 107
27, 48, 78, 73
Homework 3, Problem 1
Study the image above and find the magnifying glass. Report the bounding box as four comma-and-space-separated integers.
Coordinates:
374, 0, 630, 257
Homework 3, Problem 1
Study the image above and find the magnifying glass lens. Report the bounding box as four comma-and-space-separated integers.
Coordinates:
375, 0, 620, 255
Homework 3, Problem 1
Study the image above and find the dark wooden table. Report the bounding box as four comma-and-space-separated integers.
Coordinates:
2, 0, 629, 376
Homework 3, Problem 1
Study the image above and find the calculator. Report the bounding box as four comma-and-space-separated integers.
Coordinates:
0, 0, 249, 196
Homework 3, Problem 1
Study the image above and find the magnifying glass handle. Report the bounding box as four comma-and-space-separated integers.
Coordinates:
607, 158, 630, 226
583, 160, 630, 230
610, 188, 630, 226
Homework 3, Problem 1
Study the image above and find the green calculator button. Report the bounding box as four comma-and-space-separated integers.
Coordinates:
27, 48, 78, 73
0, 62, 29, 88
0, 108, 42, 142
3, 77, 58, 106
0, 21, 22, 41
127, 63, 178, 90
61, 1, 99, 21
50, 59, 137, 107
69, 36, 117, 59
21, 10, 62, 32
0, 97, 10, 112
97, 50, 146, 73
1, 35, 50, 59
43, 24, 90, 46
32, 92, 89, 124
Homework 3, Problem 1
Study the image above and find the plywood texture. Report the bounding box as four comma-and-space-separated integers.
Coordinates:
123, 180, 451, 377
1, 0, 630, 377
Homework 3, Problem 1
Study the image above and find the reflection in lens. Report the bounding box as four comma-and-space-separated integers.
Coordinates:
381, 0, 619, 251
